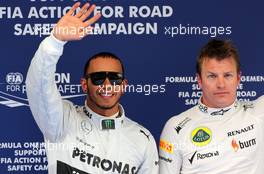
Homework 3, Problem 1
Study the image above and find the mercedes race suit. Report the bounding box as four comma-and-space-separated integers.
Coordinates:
159, 98, 264, 174
26, 34, 159, 174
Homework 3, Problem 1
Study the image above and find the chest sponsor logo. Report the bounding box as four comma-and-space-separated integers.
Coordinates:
227, 124, 254, 137
160, 139, 174, 154
81, 120, 92, 135
76, 137, 95, 150
231, 138, 256, 152
72, 147, 138, 174
174, 117, 191, 134
191, 127, 212, 147
188, 150, 219, 164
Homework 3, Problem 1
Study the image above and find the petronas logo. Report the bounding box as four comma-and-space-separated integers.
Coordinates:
191, 127, 212, 147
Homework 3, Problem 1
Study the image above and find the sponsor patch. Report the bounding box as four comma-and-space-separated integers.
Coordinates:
160, 139, 174, 153
231, 138, 256, 152
81, 120, 92, 135
191, 127, 212, 147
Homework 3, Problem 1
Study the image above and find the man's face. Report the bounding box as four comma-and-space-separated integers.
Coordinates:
197, 57, 241, 108
81, 57, 126, 114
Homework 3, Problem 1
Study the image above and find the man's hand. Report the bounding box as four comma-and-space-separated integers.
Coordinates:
53, 2, 101, 41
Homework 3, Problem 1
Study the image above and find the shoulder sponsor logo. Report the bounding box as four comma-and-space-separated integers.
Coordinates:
189, 150, 219, 164
191, 127, 212, 147
243, 103, 254, 111
231, 138, 256, 152
174, 117, 191, 134
160, 139, 174, 154
227, 124, 254, 137
175, 126, 182, 134
0, 72, 84, 108
139, 130, 150, 141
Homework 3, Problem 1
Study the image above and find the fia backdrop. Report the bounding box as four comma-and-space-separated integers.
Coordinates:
0, 0, 263, 173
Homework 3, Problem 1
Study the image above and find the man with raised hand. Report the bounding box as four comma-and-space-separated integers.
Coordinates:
159, 39, 264, 174
26, 2, 158, 174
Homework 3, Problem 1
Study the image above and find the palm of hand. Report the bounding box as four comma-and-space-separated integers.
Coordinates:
53, 2, 101, 41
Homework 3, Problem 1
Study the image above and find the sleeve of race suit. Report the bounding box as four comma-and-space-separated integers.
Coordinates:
137, 133, 159, 174
26, 34, 71, 142
159, 116, 183, 174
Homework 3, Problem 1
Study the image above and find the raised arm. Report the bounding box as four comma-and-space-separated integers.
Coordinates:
26, 2, 101, 142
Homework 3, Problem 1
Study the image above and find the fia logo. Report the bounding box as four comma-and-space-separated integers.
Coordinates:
6, 73, 23, 85
0, 72, 28, 107
0, 72, 85, 108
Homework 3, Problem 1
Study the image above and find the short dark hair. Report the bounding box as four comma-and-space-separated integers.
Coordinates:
83, 52, 125, 77
196, 39, 240, 76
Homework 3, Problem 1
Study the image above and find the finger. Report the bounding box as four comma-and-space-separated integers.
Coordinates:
75, 3, 90, 18
83, 13, 101, 28
80, 4, 96, 21
77, 26, 93, 39
82, 26, 94, 37
66, 2, 81, 16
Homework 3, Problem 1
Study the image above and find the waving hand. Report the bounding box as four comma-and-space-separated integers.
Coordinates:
53, 2, 101, 41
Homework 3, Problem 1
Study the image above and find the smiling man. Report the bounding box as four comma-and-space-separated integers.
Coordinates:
26, 2, 158, 174
81, 52, 126, 116
159, 39, 264, 174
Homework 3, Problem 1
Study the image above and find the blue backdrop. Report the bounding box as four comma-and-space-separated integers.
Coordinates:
0, 0, 263, 173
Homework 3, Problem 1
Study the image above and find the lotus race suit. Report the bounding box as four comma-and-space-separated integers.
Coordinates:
159, 98, 264, 174
26, 34, 159, 174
